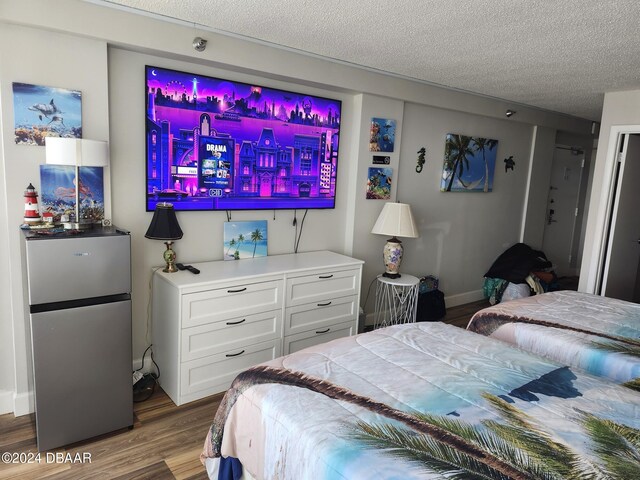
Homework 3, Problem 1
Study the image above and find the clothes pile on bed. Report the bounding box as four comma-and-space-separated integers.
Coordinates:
483, 243, 556, 304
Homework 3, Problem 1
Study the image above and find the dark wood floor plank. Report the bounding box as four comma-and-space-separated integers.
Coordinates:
0, 388, 220, 480
442, 299, 490, 328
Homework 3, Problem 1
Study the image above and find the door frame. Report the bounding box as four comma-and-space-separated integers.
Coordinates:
582, 125, 640, 294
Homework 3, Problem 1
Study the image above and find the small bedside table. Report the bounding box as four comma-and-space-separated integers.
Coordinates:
373, 274, 420, 329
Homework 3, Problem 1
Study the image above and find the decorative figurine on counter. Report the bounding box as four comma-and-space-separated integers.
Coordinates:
41, 211, 55, 225
24, 183, 42, 224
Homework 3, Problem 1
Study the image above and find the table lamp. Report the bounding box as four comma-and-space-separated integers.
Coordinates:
145, 202, 183, 273
45, 137, 109, 229
371, 202, 419, 278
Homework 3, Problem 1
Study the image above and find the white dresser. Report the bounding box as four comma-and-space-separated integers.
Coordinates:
152, 250, 363, 405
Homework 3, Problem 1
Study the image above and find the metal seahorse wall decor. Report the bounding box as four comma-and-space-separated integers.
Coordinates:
416, 147, 426, 173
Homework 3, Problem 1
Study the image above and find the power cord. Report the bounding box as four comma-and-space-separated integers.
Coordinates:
146, 266, 162, 346
133, 345, 161, 403
294, 209, 308, 253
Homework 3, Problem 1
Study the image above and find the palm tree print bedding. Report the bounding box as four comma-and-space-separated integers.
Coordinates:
467, 290, 640, 385
202, 323, 640, 480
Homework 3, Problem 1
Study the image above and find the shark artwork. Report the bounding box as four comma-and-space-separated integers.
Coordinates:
13, 82, 82, 146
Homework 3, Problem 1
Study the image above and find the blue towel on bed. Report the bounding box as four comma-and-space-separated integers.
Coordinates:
218, 456, 243, 480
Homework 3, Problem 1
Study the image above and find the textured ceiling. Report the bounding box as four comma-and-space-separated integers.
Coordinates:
98, 0, 640, 121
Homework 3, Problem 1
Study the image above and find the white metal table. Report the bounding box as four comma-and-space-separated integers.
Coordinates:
373, 274, 420, 329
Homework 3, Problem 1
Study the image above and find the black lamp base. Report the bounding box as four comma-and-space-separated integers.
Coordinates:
382, 272, 402, 279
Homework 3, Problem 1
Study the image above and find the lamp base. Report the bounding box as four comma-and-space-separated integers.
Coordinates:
382, 272, 402, 279
163, 241, 178, 273
382, 236, 404, 278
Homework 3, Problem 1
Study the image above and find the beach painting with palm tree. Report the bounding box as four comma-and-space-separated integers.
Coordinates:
223, 220, 267, 261
441, 133, 498, 192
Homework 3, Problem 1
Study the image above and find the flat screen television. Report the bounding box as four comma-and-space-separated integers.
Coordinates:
145, 66, 342, 211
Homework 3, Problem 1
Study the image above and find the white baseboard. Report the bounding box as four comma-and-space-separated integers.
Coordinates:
0, 390, 13, 415
13, 391, 34, 417
445, 289, 485, 308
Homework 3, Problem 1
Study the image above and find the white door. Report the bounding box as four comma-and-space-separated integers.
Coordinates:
541, 147, 585, 276
602, 134, 640, 302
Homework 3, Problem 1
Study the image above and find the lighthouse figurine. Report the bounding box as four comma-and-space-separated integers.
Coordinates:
24, 183, 42, 225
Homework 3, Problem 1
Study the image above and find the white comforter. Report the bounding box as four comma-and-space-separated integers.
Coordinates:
203, 322, 640, 480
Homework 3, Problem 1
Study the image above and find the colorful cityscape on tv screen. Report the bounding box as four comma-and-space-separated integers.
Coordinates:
145, 66, 342, 211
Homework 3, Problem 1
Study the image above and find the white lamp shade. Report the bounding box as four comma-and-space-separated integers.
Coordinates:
371, 202, 419, 238
45, 137, 109, 167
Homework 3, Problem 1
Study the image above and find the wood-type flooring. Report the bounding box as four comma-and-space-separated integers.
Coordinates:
0, 300, 486, 479
0, 386, 221, 479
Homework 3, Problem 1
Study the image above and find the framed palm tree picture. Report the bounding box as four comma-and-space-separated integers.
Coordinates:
223, 220, 267, 260
441, 133, 498, 192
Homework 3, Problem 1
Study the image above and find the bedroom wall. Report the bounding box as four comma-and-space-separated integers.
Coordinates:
521, 126, 556, 249
0, 23, 110, 415
580, 89, 640, 292
0, 0, 594, 414
108, 47, 358, 358
392, 103, 535, 306
0, 89, 12, 415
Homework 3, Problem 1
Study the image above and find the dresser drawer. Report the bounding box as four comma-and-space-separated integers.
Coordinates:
284, 295, 357, 336
179, 339, 282, 403
182, 310, 283, 362
286, 268, 360, 307
182, 280, 283, 328
284, 321, 355, 355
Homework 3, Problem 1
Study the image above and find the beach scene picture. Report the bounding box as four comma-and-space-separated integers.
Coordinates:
13, 82, 82, 146
223, 220, 268, 261
441, 133, 499, 192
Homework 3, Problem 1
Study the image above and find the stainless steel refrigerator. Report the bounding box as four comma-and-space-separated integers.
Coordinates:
23, 226, 133, 451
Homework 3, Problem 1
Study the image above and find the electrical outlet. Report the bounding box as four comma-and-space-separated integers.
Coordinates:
133, 371, 144, 385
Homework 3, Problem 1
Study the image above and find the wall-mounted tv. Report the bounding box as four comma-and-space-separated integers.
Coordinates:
145, 66, 342, 211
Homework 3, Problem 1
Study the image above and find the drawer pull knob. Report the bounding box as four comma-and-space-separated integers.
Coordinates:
317, 301, 332, 307
319, 274, 333, 279
226, 318, 246, 325
316, 328, 330, 334
225, 350, 245, 357
227, 287, 247, 293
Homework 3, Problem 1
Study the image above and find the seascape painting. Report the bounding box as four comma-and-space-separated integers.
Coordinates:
369, 117, 396, 152
366, 167, 392, 199
13, 82, 82, 146
441, 133, 498, 192
223, 220, 268, 261
39, 165, 104, 223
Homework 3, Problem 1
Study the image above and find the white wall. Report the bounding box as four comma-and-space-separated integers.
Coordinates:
387, 103, 534, 307
521, 126, 556, 249
0, 23, 109, 415
349, 94, 406, 314
108, 47, 357, 357
0, 72, 13, 414
0, 0, 594, 415
580, 90, 640, 292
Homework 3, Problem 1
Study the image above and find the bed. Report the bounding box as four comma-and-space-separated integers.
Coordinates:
467, 290, 640, 385
201, 322, 640, 480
